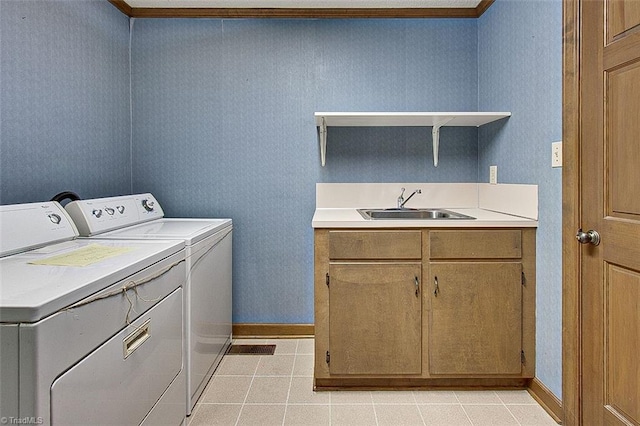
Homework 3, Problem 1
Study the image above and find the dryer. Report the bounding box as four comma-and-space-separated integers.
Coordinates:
0, 201, 186, 425
65, 193, 232, 415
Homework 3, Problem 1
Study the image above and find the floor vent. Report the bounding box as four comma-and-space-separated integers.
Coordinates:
226, 344, 276, 355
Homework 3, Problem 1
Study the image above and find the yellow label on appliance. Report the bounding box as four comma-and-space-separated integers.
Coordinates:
29, 244, 134, 267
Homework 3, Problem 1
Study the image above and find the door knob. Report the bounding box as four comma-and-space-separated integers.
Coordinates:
576, 228, 600, 246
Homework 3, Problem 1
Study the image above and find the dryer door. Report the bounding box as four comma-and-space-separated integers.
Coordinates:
50, 288, 183, 425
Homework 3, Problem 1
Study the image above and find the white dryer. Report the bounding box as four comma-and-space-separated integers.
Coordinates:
0, 201, 186, 425
65, 193, 232, 415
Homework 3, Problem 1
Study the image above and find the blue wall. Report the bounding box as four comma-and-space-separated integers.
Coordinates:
130, 19, 479, 323
0, 0, 131, 204
0, 0, 563, 399
478, 0, 563, 398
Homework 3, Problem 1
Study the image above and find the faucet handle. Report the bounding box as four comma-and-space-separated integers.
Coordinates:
398, 188, 406, 200
398, 188, 422, 209
397, 188, 406, 209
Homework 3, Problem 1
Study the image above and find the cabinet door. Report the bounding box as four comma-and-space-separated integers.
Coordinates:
329, 263, 422, 375
429, 262, 522, 375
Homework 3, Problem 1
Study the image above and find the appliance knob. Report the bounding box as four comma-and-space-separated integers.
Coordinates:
92, 209, 103, 218
117, 205, 125, 214
48, 214, 61, 224
105, 207, 115, 215
142, 199, 155, 212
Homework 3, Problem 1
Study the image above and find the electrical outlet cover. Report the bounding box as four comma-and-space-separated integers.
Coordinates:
552, 141, 562, 167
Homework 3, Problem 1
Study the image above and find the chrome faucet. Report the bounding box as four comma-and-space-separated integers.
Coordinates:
397, 188, 422, 209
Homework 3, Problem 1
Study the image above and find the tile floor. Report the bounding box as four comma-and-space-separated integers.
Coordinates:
188, 338, 558, 426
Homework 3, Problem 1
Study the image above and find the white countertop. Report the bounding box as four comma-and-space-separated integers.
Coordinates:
312, 183, 538, 229
312, 208, 537, 228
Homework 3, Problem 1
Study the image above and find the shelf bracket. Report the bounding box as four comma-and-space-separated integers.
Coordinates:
318, 117, 327, 167
431, 116, 454, 167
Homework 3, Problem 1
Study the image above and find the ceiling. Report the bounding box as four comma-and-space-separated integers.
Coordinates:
109, 0, 494, 18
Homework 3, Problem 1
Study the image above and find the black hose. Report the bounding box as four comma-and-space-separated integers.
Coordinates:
50, 191, 81, 205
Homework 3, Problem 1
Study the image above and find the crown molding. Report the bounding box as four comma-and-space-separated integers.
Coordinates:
108, 0, 494, 18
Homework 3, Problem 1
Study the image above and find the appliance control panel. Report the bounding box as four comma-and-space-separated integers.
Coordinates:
0, 201, 79, 257
65, 193, 164, 236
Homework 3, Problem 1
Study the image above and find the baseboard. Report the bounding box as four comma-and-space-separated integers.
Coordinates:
316, 377, 529, 390
528, 377, 563, 424
232, 323, 314, 338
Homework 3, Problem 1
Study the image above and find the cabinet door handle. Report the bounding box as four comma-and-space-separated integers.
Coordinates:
414, 276, 420, 297
434, 276, 439, 297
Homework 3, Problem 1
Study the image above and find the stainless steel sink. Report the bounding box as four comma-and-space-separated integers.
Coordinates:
357, 208, 475, 220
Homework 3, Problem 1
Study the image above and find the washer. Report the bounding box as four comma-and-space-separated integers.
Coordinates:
65, 193, 232, 415
0, 201, 186, 425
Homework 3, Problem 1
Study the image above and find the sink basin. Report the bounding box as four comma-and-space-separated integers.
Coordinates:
357, 208, 475, 220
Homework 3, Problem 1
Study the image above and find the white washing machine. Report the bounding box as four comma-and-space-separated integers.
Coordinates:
0, 201, 187, 425
65, 193, 232, 415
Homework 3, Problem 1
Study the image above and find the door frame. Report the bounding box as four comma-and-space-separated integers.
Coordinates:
562, 0, 582, 424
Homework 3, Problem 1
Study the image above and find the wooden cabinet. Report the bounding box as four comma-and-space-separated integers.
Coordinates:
328, 230, 421, 260
314, 227, 536, 388
427, 230, 534, 378
322, 230, 422, 376
329, 263, 422, 375
428, 262, 523, 375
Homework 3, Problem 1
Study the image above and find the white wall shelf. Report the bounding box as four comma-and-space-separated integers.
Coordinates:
314, 111, 511, 167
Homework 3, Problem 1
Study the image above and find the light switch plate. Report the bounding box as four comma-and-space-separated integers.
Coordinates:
552, 141, 562, 168
489, 165, 497, 184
